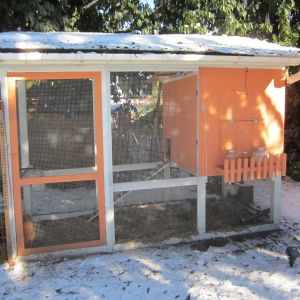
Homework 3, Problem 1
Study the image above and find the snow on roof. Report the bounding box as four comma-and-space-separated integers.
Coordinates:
0, 31, 299, 57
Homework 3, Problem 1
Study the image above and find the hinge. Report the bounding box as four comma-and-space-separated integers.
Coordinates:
200, 102, 206, 111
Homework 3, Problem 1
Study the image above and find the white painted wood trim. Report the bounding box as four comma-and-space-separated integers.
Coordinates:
200, 222, 280, 240
113, 177, 198, 192
197, 176, 207, 235
0, 53, 299, 67
270, 176, 281, 224
20, 220, 279, 260
0, 70, 17, 259
17, 81, 32, 217
113, 162, 161, 172
17, 81, 30, 169
102, 69, 115, 249
162, 72, 197, 84
31, 210, 95, 221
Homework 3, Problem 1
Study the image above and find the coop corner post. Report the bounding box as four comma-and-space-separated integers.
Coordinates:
270, 175, 281, 225
197, 176, 207, 236
0, 70, 17, 261
102, 69, 115, 249
17, 81, 31, 218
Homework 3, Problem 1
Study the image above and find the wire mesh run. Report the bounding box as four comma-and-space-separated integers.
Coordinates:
21, 180, 100, 248
0, 192, 7, 262
111, 71, 198, 183
206, 176, 272, 232
114, 185, 198, 244
0, 101, 8, 263
16, 79, 95, 176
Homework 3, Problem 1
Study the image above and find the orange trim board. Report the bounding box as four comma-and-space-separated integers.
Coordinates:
8, 72, 106, 256
20, 173, 97, 186
22, 240, 104, 256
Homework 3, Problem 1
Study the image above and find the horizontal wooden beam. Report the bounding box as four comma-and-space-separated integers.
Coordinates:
287, 71, 300, 85
113, 177, 198, 192
113, 162, 161, 172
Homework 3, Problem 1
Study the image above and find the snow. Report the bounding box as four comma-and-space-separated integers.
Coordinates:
0, 31, 299, 57
1, 177, 300, 300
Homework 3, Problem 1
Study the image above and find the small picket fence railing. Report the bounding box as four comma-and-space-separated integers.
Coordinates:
224, 153, 287, 183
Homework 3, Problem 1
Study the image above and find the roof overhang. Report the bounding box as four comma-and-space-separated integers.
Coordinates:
0, 52, 300, 68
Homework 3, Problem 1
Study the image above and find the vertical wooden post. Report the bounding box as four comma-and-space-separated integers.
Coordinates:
268, 155, 274, 178
197, 176, 207, 236
250, 157, 255, 181
236, 158, 242, 182
281, 153, 287, 176
102, 69, 115, 250
243, 158, 248, 182
270, 176, 281, 224
0, 100, 14, 264
230, 159, 235, 183
262, 156, 268, 179
17, 81, 32, 217
224, 159, 229, 183
256, 156, 262, 179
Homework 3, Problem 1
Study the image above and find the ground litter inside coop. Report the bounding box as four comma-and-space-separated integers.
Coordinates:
24, 184, 272, 248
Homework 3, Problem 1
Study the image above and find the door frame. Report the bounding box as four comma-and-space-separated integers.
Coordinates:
8, 72, 106, 255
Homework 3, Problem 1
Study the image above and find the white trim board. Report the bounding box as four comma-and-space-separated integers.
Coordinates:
0, 53, 299, 67
113, 162, 161, 172
20, 222, 280, 262
113, 177, 198, 192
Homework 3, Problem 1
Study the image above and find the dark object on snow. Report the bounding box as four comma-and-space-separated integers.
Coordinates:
286, 246, 300, 267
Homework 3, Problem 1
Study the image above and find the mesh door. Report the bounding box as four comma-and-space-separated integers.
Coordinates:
16, 79, 95, 177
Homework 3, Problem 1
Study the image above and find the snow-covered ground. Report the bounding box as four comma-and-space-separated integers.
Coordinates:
1, 177, 300, 300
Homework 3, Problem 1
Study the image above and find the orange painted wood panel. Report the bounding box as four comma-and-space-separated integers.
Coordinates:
163, 75, 198, 174
198, 67, 285, 176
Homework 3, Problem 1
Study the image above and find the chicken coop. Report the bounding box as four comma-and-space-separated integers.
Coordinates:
0, 32, 299, 260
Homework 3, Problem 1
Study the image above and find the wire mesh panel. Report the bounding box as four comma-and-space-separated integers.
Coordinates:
206, 176, 272, 232
0, 104, 8, 263
111, 72, 198, 183
22, 181, 100, 248
114, 185, 197, 244
16, 79, 95, 177
0, 169, 7, 262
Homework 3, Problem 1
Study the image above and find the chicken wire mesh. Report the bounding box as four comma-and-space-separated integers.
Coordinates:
15, 78, 102, 249
206, 176, 272, 232
22, 181, 100, 248
111, 72, 198, 183
0, 175, 7, 262
16, 78, 95, 176
114, 186, 198, 244
111, 72, 199, 243
0, 107, 8, 263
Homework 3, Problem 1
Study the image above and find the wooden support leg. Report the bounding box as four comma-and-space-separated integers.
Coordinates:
270, 176, 281, 224
197, 176, 207, 236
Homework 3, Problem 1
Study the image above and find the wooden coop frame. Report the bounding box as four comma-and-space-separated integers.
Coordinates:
0, 32, 299, 260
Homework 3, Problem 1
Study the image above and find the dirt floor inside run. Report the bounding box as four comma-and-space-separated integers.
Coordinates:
23, 197, 271, 248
